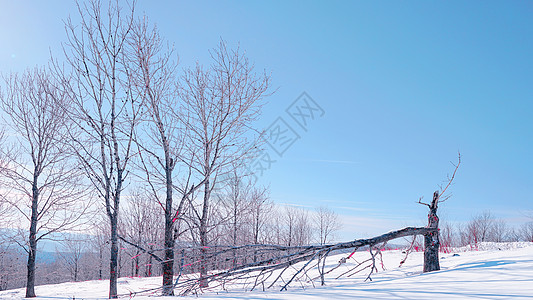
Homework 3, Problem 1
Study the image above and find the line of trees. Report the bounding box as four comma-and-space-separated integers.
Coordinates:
0, 0, 276, 298
0, 199, 342, 292
407, 211, 533, 253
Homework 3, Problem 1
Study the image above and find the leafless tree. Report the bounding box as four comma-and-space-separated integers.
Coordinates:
418, 153, 460, 272
120, 190, 163, 278
521, 222, 533, 242
57, 0, 140, 297
312, 205, 342, 285
0, 244, 25, 291
294, 207, 313, 247
248, 187, 271, 246
56, 235, 88, 282
0, 68, 89, 298
282, 206, 297, 247
489, 218, 508, 243
280, 205, 313, 247
217, 168, 252, 266
0, 130, 10, 220
463, 211, 494, 247
178, 40, 271, 286
314, 206, 342, 245
126, 15, 207, 294
438, 222, 455, 253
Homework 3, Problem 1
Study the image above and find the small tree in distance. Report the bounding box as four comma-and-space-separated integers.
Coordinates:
314, 206, 342, 245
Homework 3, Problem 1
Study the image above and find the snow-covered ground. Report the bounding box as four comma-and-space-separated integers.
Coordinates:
1, 242, 532, 299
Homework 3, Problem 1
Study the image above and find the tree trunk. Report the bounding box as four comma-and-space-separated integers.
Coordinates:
423, 191, 440, 272
162, 206, 175, 295
162, 150, 175, 295
74, 259, 78, 282
232, 199, 238, 268
109, 214, 119, 298
147, 245, 153, 277
25, 179, 39, 298
135, 254, 139, 277
99, 247, 103, 280
199, 178, 210, 288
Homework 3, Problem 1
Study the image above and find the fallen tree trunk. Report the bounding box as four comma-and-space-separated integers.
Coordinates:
167, 226, 437, 295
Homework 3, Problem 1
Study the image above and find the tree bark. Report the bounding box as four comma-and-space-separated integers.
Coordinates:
25, 176, 39, 298
423, 191, 440, 272
162, 147, 175, 295
109, 213, 119, 298
199, 178, 210, 288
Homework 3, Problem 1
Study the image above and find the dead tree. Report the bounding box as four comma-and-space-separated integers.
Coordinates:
419, 153, 460, 272
0, 68, 88, 298
121, 226, 435, 297
112, 167, 458, 297
422, 191, 440, 272
57, 1, 139, 297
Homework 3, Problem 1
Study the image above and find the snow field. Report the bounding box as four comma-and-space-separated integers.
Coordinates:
1, 242, 532, 299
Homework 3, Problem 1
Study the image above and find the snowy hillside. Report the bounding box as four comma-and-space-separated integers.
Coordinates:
1, 242, 532, 299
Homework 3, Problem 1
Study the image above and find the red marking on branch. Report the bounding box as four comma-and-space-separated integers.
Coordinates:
172, 210, 180, 223
131, 253, 142, 260
348, 249, 357, 259
157, 201, 165, 211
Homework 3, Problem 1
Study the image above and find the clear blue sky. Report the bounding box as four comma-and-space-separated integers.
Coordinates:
1, 1, 532, 240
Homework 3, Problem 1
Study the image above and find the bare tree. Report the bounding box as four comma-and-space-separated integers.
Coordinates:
521, 222, 533, 242
126, 16, 206, 295
418, 153, 460, 272
0, 68, 87, 298
248, 187, 271, 246
0, 244, 25, 291
314, 206, 342, 245
439, 222, 455, 253
0, 129, 11, 221
57, 1, 140, 297
293, 207, 313, 246
489, 218, 508, 243
56, 235, 88, 282
179, 40, 271, 286
282, 206, 298, 247
463, 211, 494, 247
121, 190, 163, 278
218, 169, 248, 267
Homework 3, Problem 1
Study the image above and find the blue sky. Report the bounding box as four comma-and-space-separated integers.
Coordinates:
1, 1, 532, 240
